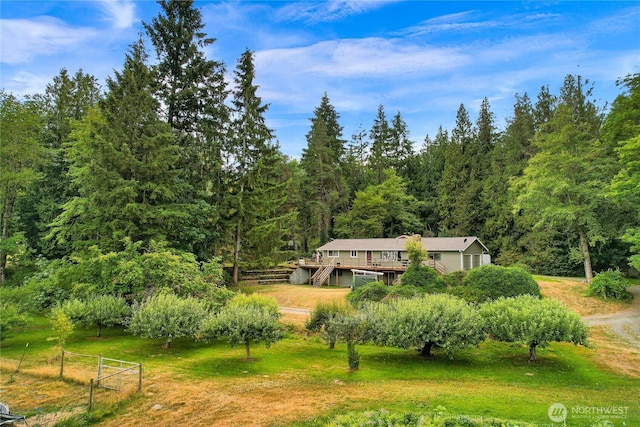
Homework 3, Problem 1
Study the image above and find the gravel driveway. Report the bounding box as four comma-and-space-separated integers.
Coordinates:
582, 285, 640, 349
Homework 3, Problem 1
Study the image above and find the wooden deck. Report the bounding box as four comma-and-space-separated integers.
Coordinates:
298, 258, 445, 274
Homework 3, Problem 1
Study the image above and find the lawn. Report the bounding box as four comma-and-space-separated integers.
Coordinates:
1, 279, 639, 426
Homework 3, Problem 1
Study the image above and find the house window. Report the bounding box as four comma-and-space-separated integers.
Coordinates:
328, 250, 339, 257
429, 253, 442, 261
351, 250, 358, 258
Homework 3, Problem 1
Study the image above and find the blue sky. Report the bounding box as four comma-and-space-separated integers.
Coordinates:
2, 1, 639, 157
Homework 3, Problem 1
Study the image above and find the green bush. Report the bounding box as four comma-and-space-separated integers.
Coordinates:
462, 265, 541, 302
443, 270, 467, 288
400, 265, 446, 293
346, 281, 389, 308
0, 302, 27, 341
384, 285, 421, 301
587, 270, 633, 301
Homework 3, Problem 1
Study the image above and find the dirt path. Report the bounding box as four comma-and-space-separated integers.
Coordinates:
582, 285, 640, 349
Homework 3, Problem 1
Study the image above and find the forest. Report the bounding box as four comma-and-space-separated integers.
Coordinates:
1, 0, 639, 291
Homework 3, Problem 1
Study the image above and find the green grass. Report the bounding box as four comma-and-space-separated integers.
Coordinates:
1, 317, 639, 426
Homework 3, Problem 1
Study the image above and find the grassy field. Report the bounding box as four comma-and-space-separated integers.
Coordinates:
1, 278, 639, 426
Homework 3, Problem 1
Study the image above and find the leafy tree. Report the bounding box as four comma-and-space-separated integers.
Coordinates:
49, 41, 185, 254
299, 93, 348, 247
335, 170, 422, 238
513, 75, 613, 282
199, 301, 284, 360
366, 294, 485, 358
61, 295, 131, 337
223, 49, 292, 282
325, 311, 369, 370
0, 303, 27, 341
0, 92, 46, 282
605, 73, 640, 271
144, 0, 229, 258
225, 293, 280, 319
306, 301, 351, 349
129, 292, 207, 348
48, 307, 75, 349
462, 265, 540, 302
405, 234, 427, 266
480, 295, 588, 361
587, 269, 633, 301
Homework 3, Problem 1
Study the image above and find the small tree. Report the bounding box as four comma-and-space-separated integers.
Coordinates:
306, 301, 351, 349
48, 307, 75, 349
128, 293, 207, 348
62, 295, 130, 337
480, 295, 588, 361
405, 234, 427, 266
366, 294, 485, 358
587, 270, 633, 301
325, 311, 369, 370
199, 303, 284, 360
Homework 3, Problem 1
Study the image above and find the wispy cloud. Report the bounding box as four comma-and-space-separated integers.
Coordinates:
587, 5, 640, 35
0, 16, 97, 64
97, 0, 137, 30
276, 0, 396, 23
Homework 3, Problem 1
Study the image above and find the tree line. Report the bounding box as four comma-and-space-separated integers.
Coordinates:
1, 0, 639, 286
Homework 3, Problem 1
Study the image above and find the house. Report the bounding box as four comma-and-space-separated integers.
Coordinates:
290, 236, 490, 287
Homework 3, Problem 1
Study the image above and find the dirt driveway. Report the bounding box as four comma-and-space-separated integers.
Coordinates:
582, 285, 640, 349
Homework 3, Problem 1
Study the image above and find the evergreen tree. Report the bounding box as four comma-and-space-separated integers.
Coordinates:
19, 69, 101, 258
343, 125, 369, 201
299, 94, 347, 247
49, 40, 184, 253
389, 111, 414, 177
224, 49, 293, 283
367, 104, 393, 185
438, 103, 476, 235
483, 93, 535, 263
144, 0, 229, 258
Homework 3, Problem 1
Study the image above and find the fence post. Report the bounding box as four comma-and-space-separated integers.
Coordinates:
88, 378, 94, 411
138, 363, 143, 392
97, 354, 102, 387
59, 348, 65, 379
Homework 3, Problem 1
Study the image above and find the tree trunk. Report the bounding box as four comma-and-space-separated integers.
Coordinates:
233, 224, 241, 285
421, 342, 433, 358
165, 337, 171, 349
97, 323, 102, 338
529, 343, 537, 362
245, 341, 251, 360
579, 229, 593, 283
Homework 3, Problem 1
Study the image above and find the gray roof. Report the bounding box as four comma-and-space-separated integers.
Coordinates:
317, 236, 488, 253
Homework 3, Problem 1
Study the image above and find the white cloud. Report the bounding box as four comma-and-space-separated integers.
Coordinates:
0, 16, 97, 64
276, 0, 397, 23
97, 0, 137, 30
2, 71, 51, 96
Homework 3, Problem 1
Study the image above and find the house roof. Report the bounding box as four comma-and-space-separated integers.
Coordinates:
317, 236, 489, 253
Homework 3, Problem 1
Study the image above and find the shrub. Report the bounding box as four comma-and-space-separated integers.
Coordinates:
384, 285, 421, 301
307, 302, 353, 348
442, 270, 467, 288
587, 270, 633, 301
0, 303, 27, 341
346, 281, 389, 308
400, 265, 446, 293
462, 265, 540, 302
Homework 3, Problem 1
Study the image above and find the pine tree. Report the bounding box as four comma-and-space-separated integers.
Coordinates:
224, 49, 293, 283
367, 104, 393, 185
49, 40, 184, 253
299, 94, 347, 247
18, 69, 101, 258
144, 0, 229, 258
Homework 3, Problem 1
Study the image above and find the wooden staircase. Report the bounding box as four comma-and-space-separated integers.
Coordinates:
311, 258, 336, 287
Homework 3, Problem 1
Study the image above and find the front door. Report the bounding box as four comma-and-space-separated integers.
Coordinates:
366, 251, 372, 266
